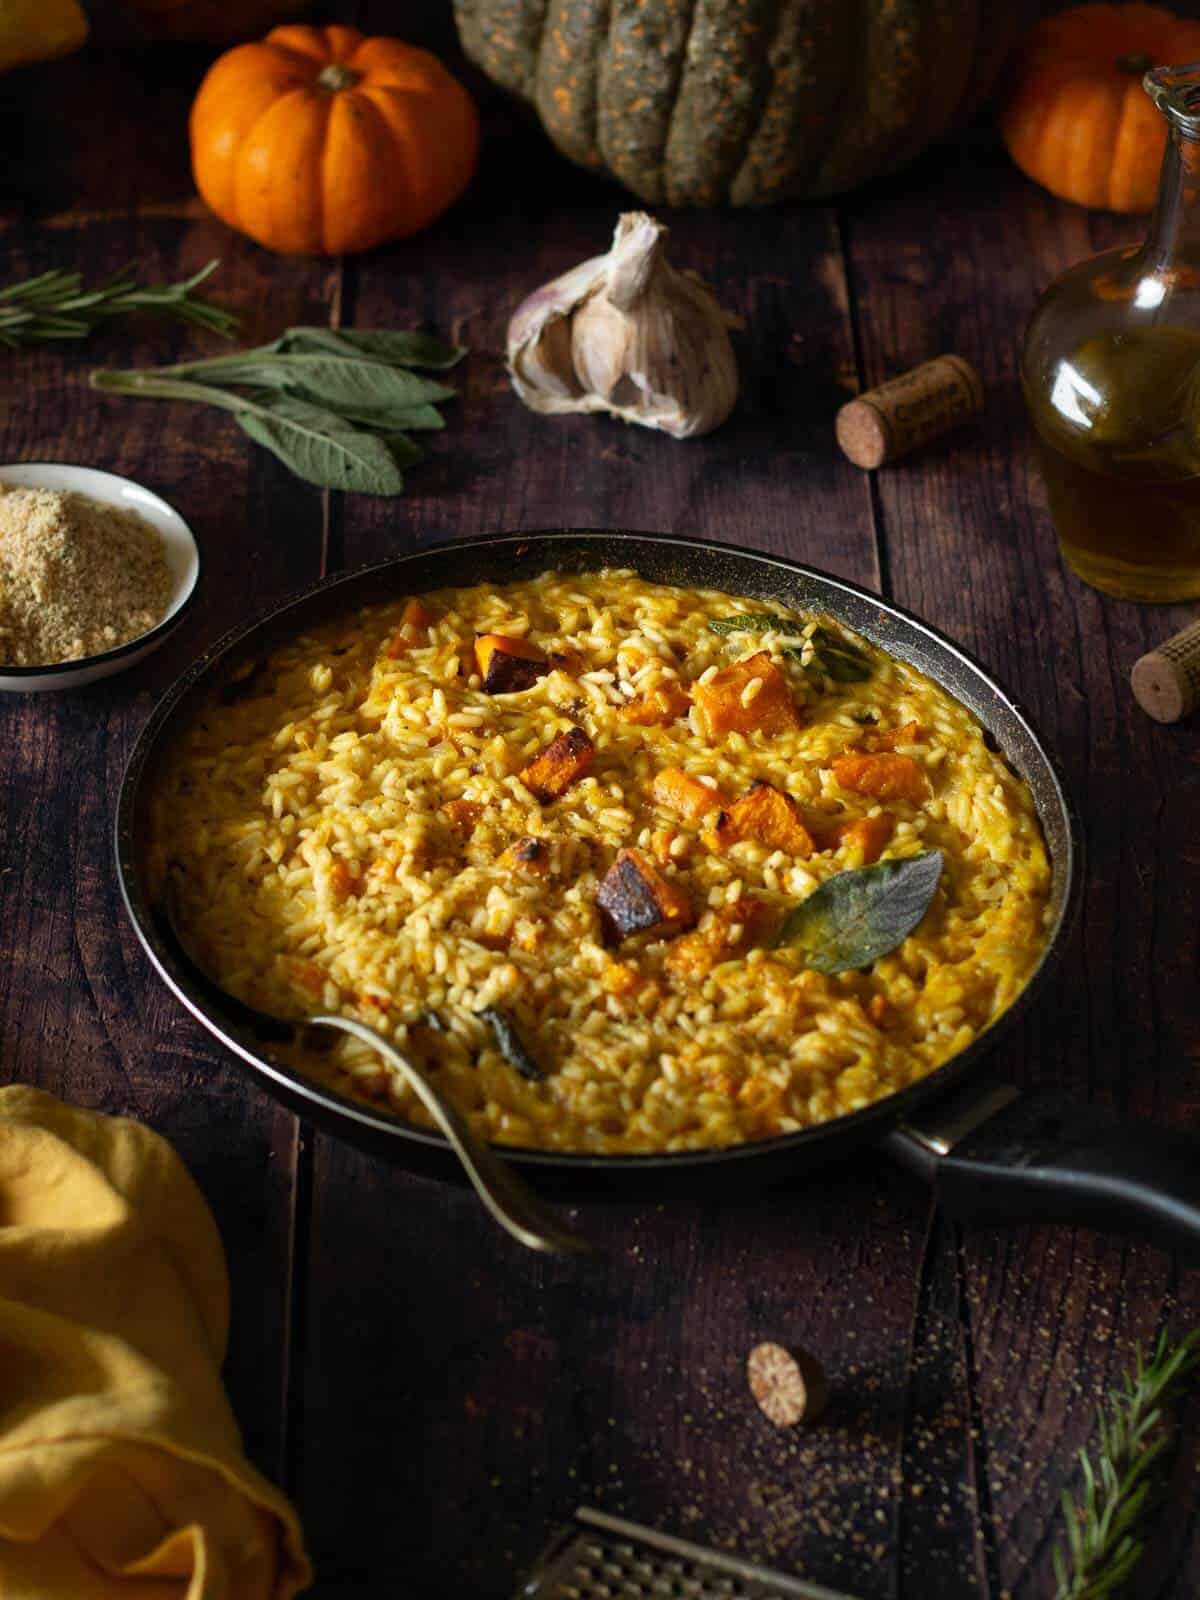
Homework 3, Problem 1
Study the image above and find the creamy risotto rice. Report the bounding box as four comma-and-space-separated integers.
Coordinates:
149, 571, 1052, 1153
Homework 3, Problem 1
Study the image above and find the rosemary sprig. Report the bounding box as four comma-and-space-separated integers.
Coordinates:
1052, 1328, 1200, 1600
0, 261, 239, 347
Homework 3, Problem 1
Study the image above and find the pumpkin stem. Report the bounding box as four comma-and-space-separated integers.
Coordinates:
1118, 52, 1155, 75
316, 62, 362, 93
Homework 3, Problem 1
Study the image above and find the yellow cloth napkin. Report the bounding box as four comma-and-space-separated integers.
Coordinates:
0, 1085, 312, 1599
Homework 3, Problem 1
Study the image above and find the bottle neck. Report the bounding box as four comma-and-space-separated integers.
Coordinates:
1140, 64, 1200, 275
1142, 127, 1200, 273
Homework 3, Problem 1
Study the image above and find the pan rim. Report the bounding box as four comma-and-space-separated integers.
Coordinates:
114, 528, 1083, 1172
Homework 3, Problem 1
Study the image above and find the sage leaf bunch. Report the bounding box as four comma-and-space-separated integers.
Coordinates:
709, 613, 873, 685
90, 324, 465, 495
775, 850, 943, 974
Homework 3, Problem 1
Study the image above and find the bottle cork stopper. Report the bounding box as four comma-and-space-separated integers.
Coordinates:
1131, 619, 1200, 723
836, 354, 984, 470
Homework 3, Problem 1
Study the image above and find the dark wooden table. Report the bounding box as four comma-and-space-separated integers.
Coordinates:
4, 9, 1199, 1597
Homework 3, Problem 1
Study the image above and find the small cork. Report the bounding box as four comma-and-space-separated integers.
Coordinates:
1131, 618, 1200, 723
747, 1341, 829, 1428
836, 355, 984, 469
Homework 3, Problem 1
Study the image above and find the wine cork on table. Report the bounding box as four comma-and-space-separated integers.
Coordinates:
1131, 619, 1200, 723
836, 355, 984, 469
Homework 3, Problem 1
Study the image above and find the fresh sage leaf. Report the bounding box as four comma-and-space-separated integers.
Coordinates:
774, 850, 943, 974
381, 404, 445, 431
282, 356, 453, 409
278, 326, 466, 369
236, 398, 406, 495
238, 388, 447, 433
382, 431, 425, 471
186, 358, 292, 390
233, 354, 455, 408
312, 401, 447, 432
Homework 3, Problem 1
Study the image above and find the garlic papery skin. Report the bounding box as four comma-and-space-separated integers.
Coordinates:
506, 212, 738, 439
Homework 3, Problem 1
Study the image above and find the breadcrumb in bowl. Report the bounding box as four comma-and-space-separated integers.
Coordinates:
0, 462, 199, 693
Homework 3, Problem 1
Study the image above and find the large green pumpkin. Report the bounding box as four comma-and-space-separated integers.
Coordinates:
452, 0, 1029, 206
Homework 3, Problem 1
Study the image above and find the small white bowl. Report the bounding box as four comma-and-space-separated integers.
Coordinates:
0, 462, 200, 693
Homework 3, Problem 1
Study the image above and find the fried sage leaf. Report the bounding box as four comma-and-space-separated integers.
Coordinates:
478, 1006, 545, 1083
708, 612, 791, 636
795, 626, 872, 684
708, 615, 873, 684
775, 850, 943, 974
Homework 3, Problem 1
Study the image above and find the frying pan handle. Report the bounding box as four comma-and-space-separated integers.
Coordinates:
886, 1085, 1200, 1259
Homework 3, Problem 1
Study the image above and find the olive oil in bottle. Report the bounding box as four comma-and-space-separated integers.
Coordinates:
1021, 63, 1200, 602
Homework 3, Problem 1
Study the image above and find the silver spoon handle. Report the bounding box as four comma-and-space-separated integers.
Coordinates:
310, 1014, 598, 1260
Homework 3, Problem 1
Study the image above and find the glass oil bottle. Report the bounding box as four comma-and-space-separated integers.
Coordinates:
1021, 62, 1200, 601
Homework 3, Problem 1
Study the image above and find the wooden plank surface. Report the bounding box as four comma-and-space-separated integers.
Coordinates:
843, 132, 1200, 1597
0, 38, 340, 1478
0, 10, 1198, 1600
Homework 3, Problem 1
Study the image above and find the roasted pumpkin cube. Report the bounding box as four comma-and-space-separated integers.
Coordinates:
663, 898, 775, 979
817, 812, 895, 863
651, 766, 727, 824
711, 781, 813, 857
831, 751, 929, 804
695, 652, 801, 738
475, 633, 551, 693
441, 798, 483, 836
329, 860, 362, 900
519, 726, 595, 802
499, 835, 553, 875
867, 720, 924, 752
595, 848, 694, 944
548, 647, 584, 677
386, 597, 436, 657
620, 681, 692, 726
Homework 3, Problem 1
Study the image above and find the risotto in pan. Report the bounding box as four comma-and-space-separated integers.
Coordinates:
149, 571, 1052, 1153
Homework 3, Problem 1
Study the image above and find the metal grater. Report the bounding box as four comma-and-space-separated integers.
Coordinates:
516, 1507, 860, 1600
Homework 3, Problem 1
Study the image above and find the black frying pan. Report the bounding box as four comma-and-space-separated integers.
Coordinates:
115, 531, 1200, 1257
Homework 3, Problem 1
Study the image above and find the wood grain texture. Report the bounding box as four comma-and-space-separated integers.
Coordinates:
0, 4, 1197, 1597
842, 129, 1200, 1597
0, 190, 334, 1477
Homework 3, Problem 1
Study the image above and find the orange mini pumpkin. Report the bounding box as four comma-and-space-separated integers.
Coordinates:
190, 23, 479, 255
1001, 4, 1200, 213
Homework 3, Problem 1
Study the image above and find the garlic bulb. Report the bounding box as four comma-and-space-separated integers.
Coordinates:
506, 212, 738, 439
